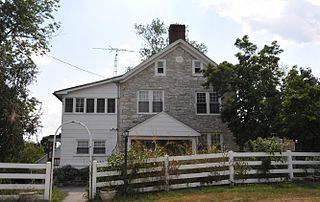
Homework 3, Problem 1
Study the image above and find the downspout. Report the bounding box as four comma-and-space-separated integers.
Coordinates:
116, 81, 121, 152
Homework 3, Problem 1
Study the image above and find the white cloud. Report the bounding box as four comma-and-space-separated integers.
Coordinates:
200, 0, 320, 44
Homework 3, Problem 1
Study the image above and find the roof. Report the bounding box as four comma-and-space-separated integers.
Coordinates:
128, 112, 201, 137
53, 39, 217, 101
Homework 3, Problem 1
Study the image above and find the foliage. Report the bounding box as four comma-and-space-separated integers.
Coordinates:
135, 18, 208, 60
279, 67, 320, 151
0, 0, 60, 162
54, 165, 88, 185
203, 35, 284, 148
16, 142, 45, 163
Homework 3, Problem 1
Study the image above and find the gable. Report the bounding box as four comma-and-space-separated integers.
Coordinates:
129, 112, 201, 137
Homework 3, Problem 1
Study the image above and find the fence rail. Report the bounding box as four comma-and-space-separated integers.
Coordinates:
92, 150, 320, 197
0, 162, 51, 200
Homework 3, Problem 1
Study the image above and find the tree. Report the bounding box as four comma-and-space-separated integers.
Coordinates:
279, 67, 320, 151
135, 18, 208, 60
0, 0, 60, 162
203, 35, 284, 148
16, 142, 45, 163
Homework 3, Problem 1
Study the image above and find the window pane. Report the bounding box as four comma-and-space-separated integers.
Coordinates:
157, 61, 164, 68
139, 91, 148, 101
65, 98, 73, 113
153, 91, 162, 101
94, 141, 105, 154
153, 102, 163, 112
197, 93, 206, 114
107, 98, 116, 113
86, 98, 94, 113
75, 98, 84, 112
195, 67, 201, 74
97, 98, 105, 113
77, 140, 88, 154
157, 67, 164, 74
138, 101, 149, 113
209, 93, 220, 113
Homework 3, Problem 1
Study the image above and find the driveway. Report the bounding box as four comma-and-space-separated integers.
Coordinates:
58, 186, 86, 202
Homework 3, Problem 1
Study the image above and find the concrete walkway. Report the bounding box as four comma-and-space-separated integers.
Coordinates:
58, 186, 86, 202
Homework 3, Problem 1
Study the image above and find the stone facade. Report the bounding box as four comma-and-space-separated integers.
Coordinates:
119, 45, 237, 151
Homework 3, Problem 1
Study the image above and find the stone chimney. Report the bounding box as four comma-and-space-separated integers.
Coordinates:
169, 24, 186, 44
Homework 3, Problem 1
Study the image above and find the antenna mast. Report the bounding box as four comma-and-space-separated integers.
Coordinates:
93, 46, 135, 76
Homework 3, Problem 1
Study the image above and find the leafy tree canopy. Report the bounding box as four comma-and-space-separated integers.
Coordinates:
0, 0, 60, 162
280, 67, 320, 151
203, 35, 284, 148
135, 18, 208, 60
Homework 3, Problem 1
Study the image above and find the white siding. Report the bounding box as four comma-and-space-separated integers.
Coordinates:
59, 82, 118, 168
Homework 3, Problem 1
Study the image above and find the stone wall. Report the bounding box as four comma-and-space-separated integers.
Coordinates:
119, 46, 237, 151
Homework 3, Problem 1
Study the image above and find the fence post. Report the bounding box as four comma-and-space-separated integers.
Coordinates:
164, 155, 169, 191
228, 151, 234, 185
287, 150, 294, 180
44, 162, 51, 201
92, 160, 97, 198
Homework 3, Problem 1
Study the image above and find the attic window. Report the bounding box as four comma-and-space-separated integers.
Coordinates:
155, 60, 166, 76
192, 60, 203, 76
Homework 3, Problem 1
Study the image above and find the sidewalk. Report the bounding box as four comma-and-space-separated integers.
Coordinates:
58, 186, 86, 202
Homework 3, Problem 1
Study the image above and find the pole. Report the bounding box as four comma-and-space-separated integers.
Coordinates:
124, 134, 128, 195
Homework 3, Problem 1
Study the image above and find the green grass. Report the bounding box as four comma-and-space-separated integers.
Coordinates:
110, 182, 320, 202
52, 188, 68, 202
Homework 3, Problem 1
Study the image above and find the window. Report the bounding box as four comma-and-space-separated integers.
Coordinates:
196, 93, 207, 114
107, 98, 116, 113
192, 60, 203, 76
77, 140, 89, 154
138, 91, 149, 113
196, 92, 220, 114
75, 98, 84, 113
65, 98, 73, 113
94, 141, 106, 154
207, 133, 224, 150
86, 98, 94, 113
155, 60, 166, 76
97, 98, 105, 113
138, 90, 163, 113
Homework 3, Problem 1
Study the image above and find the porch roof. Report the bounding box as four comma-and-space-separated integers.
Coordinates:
128, 112, 201, 137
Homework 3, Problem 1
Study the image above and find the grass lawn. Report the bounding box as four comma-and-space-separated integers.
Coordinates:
111, 182, 320, 202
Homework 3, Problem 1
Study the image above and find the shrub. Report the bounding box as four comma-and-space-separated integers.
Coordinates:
54, 165, 81, 184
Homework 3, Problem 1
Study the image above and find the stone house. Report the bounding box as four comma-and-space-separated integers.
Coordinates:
54, 24, 236, 168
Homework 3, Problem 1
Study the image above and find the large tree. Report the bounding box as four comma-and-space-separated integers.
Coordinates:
135, 18, 208, 60
0, 0, 60, 162
279, 67, 320, 151
203, 36, 284, 148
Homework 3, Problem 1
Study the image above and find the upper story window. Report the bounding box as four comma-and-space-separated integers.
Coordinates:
65, 98, 73, 113
192, 60, 203, 76
107, 98, 116, 113
196, 92, 220, 114
86, 98, 94, 113
64, 97, 116, 114
76, 140, 106, 154
97, 98, 105, 113
138, 90, 164, 114
75, 98, 84, 113
155, 60, 166, 76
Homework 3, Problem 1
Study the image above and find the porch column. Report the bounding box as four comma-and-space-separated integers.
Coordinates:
192, 138, 197, 154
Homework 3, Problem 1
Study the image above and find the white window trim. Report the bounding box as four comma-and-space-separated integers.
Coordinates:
155, 60, 166, 76
137, 90, 164, 114
75, 98, 85, 113
63, 97, 117, 114
74, 139, 107, 157
192, 60, 203, 76
195, 92, 221, 115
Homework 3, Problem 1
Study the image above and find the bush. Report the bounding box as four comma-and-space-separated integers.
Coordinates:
54, 165, 87, 185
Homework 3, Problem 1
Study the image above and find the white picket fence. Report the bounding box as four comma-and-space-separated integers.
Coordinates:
0, 162, 51, 200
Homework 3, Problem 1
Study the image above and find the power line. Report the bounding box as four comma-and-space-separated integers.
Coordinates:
47, 55, 106, 78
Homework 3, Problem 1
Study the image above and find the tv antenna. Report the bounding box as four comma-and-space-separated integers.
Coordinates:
93, 46, 135, 76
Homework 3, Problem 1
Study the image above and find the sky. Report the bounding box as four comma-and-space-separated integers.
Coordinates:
29, 0, 320, 142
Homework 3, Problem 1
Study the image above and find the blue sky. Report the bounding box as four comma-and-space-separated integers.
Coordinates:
29, 0, 320, 141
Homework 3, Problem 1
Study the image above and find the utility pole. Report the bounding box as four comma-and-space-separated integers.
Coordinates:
93, 46, 135, 76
